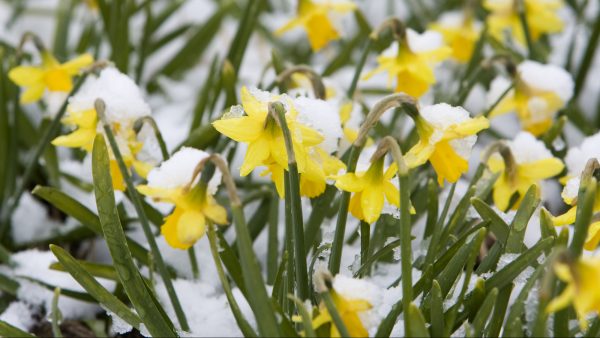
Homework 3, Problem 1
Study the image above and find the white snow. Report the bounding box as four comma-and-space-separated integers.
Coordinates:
420, 103, 479, 159
518, 60, 574, 102
294, 96, 343, 153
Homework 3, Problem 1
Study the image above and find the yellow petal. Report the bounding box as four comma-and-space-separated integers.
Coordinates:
546, 284, 575, 314
8, 66, 44, 86
204, 196, 228, 225
240, 86, 267, 119
212, 115, 264, 143
51, 128, 97, 151
552, 206, 577, 226
493, 175, 514, 212
384, 181, 400, 207
348, 192, 364, 221
44, 68, 73, 92
61, 53, 94, 75
519, 158, 564, 180
584, 222, 600, 251
335, 173, 364, 192
442, 116, 490, 140
20, 83, 45, 104
240, 136, 271, 176
405, 141, 435, 169
429, 141, 468, 186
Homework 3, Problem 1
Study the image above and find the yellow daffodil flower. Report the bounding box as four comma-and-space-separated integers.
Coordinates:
487, 132, 564, 210
364, 29, 451, 97
335, 158, 409, 224
430, 11, 481, 63
276, 0, 356, 51
553, 177, 600, 250
547, 256, 600, 329
312, 288, 371, 337
137, 148, 227, 250
405, 104, 489, 185
488, 60, 573, 136
137, 184, 227, 250
213, 87, 326, 187
8, 51, 93, 104
485, 0, 563, 46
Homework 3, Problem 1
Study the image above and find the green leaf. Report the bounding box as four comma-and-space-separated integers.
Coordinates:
429, 281, 444, 338
0, 320, 34, 337
91, 135, 176, 337
32, 185, 154, 267
407, 303, 429, 338
49, 245, 141, 329
50, 260, 118, 281
472, 198, 509, 245
487, 237, 553, 291
471, 288, 498, 337
505, 185, 539, 253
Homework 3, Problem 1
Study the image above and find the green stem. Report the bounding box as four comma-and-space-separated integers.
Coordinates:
97, 102, 190, 332
399, 171, 412, 336
329, 145, 361, 274
271, 102, 309, 300
188, 247, 199, 280
347, 38, 372, 98
207, 221, 257, 337
267, 189, 279, 284
360, 221, 370, 275
573, 5, 600, 99
133, 116, 169, 160
483, 84, 513, 118
0, 74, 88, 238
51, 287, 63, 338
321, 291, 350, 337
517, 0, 538, 60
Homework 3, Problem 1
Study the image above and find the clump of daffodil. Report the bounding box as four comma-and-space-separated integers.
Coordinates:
51, 67, 156, 190
8, 50, 93, 104
275, 0, 356, 51
547, 255, 600, 329
364, 28, 451, 97
430, 10, 482, 63
488, 60, 573, 136
213, 87, 345, 198
486, 132, 564, 211
137, 148, 226, 250
334, 156, 407, 224
552, 133, 600, 250
405, 103, 489, 185
485, 0, 563, 46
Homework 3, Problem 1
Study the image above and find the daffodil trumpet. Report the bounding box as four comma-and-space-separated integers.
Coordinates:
329, 93, 418, 275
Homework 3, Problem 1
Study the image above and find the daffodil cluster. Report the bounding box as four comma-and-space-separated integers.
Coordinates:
50, 67, 156, 190
213, 87, 345, 198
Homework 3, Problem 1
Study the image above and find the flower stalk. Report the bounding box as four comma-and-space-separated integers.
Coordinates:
269, 101, 309, 300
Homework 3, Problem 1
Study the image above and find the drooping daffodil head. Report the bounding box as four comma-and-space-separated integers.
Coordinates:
8, 51, 93, 104
487, 132, 564, 211
484, 0, 564, 47
364, 28, 451, 98
312, 274, 377, 337
405, 103, 489, 186
552, 132, 600, 250
275, 0, 356, 51
51, 67, 156, 190
334, 153, 413, 224
488, 60, 573, 136
137, 147, 226, 250
547, 255, 600, 330
430, 10, 482, 63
